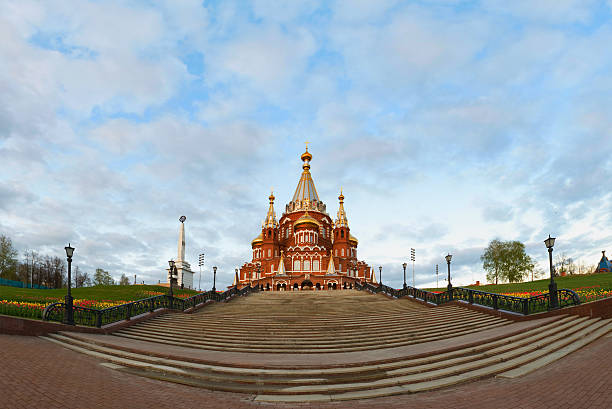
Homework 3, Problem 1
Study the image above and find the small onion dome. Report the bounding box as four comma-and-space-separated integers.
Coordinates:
251, 233, 263, 245
293, 211, 320, 229
301, 150, 312, 162
349, 234, 358, 244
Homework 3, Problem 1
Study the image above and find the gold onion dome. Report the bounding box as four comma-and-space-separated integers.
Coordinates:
301, 150, 312, 162
301, 148, 312, 170
293, 211, 320, 229
349, 234, 358, 244
251, 233, 263, 245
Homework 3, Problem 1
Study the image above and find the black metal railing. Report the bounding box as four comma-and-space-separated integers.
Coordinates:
355, 281, 580, 315
42, 285, 260, 328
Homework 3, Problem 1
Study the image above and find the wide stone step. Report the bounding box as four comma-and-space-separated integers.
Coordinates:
112, 320, 510, 353
41, 317, 611, 401
119, 314, 506, 343
147, 308, 483, 330
44, 315, 579, 383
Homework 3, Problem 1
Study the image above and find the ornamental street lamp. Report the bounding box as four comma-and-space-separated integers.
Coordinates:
445, 254, 453, 301
212, 266, 217, 292
64, 243, 75, 325
545, 235, 558, 309
235, 268, 239, 289
256, 263, 262, 287
168, 259, 177, 299
402, 262, 407, 289
379, 266, 382, 287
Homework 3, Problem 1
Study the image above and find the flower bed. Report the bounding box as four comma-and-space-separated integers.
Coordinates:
0, 284, 199, 321
499, 286, 612, 303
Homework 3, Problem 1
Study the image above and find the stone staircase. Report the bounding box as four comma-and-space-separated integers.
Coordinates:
41, 290, 612, 402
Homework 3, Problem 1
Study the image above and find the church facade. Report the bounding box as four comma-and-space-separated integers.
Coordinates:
237, 148, 375, 290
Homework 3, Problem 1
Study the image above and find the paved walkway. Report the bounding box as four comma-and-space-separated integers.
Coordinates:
1, 333, 611, 409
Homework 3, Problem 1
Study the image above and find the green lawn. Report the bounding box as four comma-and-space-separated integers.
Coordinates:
423, 272, 612, 303
424, 272, 612, 293
0, 284, 199, 303
0, 284, 200, 320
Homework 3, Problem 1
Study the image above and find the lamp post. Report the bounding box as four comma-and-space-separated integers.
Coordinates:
64, 243, 75, 325
445, 254, 453, 301
168, 260, 177, 299
256, 263, 261, 289
198, 253, 204, 291
402, 262, 407, 289
379, 266, 382, 287
235, 268, 239, 290
545, 235, 558, 309
212, 266, 217, 292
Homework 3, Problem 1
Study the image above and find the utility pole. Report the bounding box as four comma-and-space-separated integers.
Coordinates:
410, 248, 415, 288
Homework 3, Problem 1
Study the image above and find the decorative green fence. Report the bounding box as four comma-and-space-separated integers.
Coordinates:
43, 285, 260, 328
0, 277, 51, 289
355, 281, 580, 315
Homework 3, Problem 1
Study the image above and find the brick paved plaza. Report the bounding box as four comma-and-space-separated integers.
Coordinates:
1, 333, 610, 409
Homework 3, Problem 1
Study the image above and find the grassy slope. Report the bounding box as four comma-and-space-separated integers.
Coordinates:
422, 272, 612, 293
0, 284, 199, 303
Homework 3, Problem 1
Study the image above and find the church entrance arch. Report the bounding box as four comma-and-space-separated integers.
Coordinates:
282, 283, 287, 290
301, 280, 313, 290
332, 283, 337, 290
293, 283, 298, 290
316, 283, 321, 290
276, 283, 281, 291
266, 283, 270, 291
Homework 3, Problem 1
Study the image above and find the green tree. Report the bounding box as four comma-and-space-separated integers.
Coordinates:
481, 239, 534, 284
0, 235, 18, 279
93, 268, 114, 286
118, 273, 130, 285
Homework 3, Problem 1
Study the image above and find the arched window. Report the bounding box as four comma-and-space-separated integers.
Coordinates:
341, 230, 344, 238
267, 249, 271, 258
313, 260, 320, 271
335, 249, 338, 257
293, 259, 300, 271
341, 248, 345, 257
304, 259, 311, 270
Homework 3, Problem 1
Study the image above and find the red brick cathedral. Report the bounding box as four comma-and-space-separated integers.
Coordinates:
237, 148, 375, 290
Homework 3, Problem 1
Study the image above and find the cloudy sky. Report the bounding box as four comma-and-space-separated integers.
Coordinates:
1, 0, 611, 290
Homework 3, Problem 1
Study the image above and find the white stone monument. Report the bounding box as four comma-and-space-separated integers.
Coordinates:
168, 215, 195, 289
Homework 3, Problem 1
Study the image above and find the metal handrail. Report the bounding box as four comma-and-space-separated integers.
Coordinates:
42, 285, 260, 328
354, 281, 580, 315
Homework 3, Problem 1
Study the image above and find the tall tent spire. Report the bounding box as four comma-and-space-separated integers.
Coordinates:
335, 189, 349, 228
326, 252, 336, 275
277, 250, 286, 275
263, 190, 278, 228
287, 145, 326, 213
